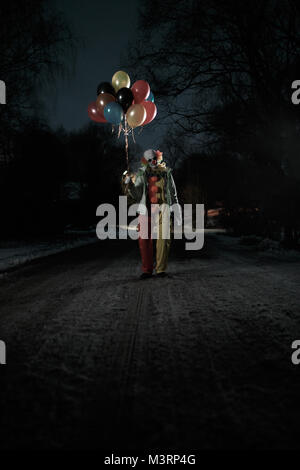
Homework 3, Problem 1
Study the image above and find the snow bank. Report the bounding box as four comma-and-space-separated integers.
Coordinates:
0, 229, 98, 274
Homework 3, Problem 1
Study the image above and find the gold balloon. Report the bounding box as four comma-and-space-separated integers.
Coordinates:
112, 70, 130, 92
126, 104, 146, 128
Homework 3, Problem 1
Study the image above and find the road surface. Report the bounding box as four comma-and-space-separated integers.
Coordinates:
0, 234, 300, 450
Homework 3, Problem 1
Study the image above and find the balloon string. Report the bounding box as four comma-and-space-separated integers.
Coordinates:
131, 127, 136, 144
124, 116, 129, 172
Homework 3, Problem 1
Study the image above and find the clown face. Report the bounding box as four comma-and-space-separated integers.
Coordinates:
142, 149, 163, 168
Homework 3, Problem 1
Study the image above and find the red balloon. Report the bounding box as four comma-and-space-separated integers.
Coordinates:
88, 102, 106, 122
131, 80, 150, 104
141, 101, 157, 126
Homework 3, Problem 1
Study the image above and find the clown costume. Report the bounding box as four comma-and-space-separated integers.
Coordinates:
123, 149, 181, 279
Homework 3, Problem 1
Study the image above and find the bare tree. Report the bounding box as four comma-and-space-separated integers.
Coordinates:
126, 0, 300, 174
126, 0, 300, 243
0, 0, 77, 161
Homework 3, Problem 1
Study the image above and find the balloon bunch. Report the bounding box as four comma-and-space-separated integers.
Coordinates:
88, 70, 157, 170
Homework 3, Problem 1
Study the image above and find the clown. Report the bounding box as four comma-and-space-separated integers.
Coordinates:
123, 149, 181, 279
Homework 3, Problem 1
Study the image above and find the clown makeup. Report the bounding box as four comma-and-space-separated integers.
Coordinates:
141, 149, 163, 168
150, 156, 158, 167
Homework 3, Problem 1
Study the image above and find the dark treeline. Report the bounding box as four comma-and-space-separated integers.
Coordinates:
0, 0, 75, 154
0, 1, 128, 238
0, 121, 128, 237
175, 150, 299, 244
126, 0, 300, 247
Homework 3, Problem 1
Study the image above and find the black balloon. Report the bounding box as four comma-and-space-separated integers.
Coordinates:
116, 87, 134, 112
97, 81, 116, 96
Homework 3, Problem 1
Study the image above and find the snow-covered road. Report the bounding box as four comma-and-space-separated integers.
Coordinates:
0, 234, 299, 449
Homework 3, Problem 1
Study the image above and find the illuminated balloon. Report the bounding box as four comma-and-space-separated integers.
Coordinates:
126, 103, 146, 128
104, 102, 124, 125
131, 80, 150, 103
88, 102, 106, 123
112, 70, 130, 92
141, 101, 157, 126
96, 93, 115, 117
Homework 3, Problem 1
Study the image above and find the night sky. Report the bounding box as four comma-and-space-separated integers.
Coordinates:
47, 0, 161, 150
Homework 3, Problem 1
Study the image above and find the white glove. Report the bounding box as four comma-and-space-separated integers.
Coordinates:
123, 171, 131, 185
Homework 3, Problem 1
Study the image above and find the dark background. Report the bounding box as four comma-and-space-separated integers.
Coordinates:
1, 0, 299, 243
1, 0, 300, 452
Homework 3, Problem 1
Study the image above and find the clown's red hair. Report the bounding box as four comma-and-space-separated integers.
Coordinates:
155, 150, 163, 161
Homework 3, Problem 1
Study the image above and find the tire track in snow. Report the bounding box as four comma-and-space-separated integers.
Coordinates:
107, 285, 150, 443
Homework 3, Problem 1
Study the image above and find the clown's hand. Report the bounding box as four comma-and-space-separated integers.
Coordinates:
123, 171, 131, 185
